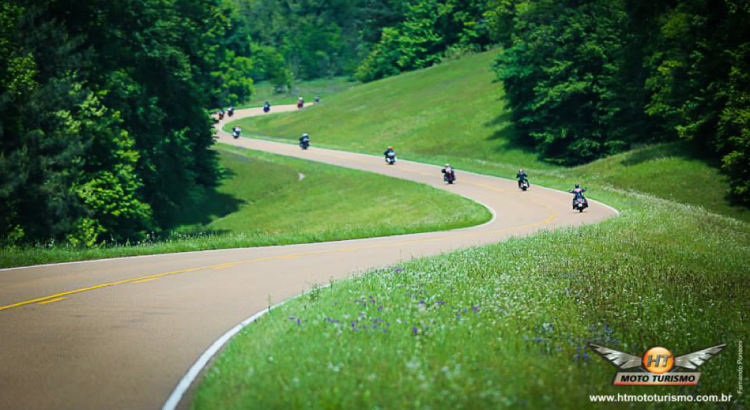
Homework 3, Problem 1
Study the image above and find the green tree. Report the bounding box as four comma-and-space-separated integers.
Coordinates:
0, 2, 151, 244
494, 0, 634, 164
642, 0, 750, 204
357, 0, 491, 82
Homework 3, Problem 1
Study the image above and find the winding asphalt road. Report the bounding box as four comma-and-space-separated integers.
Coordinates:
0, 104, 616, 410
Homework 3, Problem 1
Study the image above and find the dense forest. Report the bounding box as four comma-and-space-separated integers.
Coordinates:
1, 0, 748, 247
491, 0, 750, 204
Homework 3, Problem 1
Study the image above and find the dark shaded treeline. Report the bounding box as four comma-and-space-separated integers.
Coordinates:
491, 0, 749, 204
231, 0, 492, 82
0, 0, 248, 245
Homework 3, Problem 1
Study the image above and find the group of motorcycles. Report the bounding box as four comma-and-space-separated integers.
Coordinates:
216, 106, 234, 121
224, 103, 590, 212
384, 153, 588, 212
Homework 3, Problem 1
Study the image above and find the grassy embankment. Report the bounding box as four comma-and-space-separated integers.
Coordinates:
0, 145, 490, 268
200, 51, 750, 409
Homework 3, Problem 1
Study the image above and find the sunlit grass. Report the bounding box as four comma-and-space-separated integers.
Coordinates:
193, 188, 750, 410
228, 50, 554, 173
0, 145, 490, 268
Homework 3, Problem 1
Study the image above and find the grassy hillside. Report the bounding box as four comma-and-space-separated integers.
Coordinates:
0, 145, 490, 268
229, 50, 554, 173
177, 146, 490, 239
228, 50, 749, 222
571, 142, 750, 222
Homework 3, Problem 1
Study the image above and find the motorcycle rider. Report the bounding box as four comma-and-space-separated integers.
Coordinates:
299, 133, 310, 149
314, 95, 321, 103
569, 184, 587, 209
384, 146, 396, 164
297, 97, 304, 109
516, 168, 528, 188
263, 101, 271, 112
228, 105, 234, 117
218, 109, 225, 120
232, 125, 241, 139
442, 164, 456, 183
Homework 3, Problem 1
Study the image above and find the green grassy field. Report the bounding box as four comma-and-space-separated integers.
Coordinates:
227, 50, 749, 223
200, 51, 750, 409
193, 181, 750, 410
236, 77, 356, 109
0, 145, 490, 268
228, 50, 553, 172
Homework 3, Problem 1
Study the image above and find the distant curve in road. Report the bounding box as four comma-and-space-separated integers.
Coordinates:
0, 104, 617, 410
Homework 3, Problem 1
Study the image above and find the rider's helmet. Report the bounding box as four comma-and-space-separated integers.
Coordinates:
446, 164, 450, 167
575, 184, 580, 189
388, 146, 393, 149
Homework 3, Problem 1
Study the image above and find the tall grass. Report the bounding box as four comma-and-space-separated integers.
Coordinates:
193, 189, 750, 410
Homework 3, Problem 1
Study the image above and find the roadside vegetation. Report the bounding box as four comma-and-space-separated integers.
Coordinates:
0, 145, 489, 269
194, 182, 750, 410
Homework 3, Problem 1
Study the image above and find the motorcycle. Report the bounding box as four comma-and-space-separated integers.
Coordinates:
300, 140, 310, 150
443, 171, 456, 184
232, 130, 240, 139
218, 111, 225, 120
263, 103, 270, 113
573, 196, 588, 212
297, 100, 304, 109
227, 107, 234, 117
385, 152, 396, 165
519, 179, 530, 191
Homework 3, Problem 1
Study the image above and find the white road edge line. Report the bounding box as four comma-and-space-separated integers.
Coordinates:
161, 284, 329, 410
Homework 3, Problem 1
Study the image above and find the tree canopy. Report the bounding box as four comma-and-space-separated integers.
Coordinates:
490, 0, 750, 204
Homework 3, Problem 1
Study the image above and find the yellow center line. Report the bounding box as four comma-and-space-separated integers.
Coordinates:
0, 152, 559, 314
39, 297, 68, 305
132, 278, 159, 284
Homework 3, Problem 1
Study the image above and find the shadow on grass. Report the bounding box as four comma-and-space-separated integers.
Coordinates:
620, 141, 719, 167
611, 141, 750, 217
167, 167, 246, 229
484, 111, 538, 156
